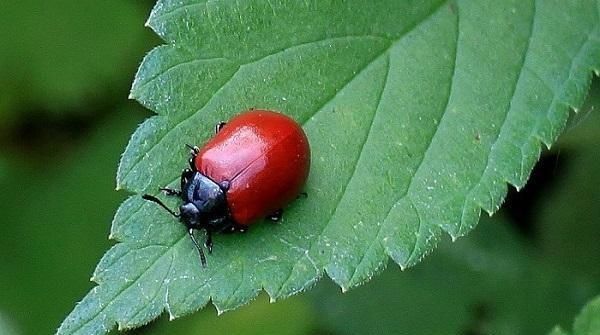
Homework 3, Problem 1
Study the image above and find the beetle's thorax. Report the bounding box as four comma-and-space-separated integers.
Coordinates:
179, 171, 229, 230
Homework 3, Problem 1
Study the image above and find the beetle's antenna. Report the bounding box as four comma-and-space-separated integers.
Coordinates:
142, 194, 180, 218
188, 228, 207, 267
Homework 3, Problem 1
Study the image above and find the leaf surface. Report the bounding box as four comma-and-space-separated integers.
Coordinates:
58, 1, 600, 334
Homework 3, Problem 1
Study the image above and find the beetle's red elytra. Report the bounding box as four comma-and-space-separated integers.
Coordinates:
142, 110, 310, 267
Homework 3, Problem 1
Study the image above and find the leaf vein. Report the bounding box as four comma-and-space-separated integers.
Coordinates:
272, 1, 450, 295
458, 0, 537, 234
275, 53, 393, 296
343, 55, 393, 286
151, 1, 208, 23
133, 56, 230, 96
374, 4, 460, 267
125, 253, 175, 328
64, 238, 185, 334
522, 21, 599, 154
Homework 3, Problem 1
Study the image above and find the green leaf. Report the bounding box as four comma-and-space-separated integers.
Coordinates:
58, 1, 600, 334
549, 295, 600, 335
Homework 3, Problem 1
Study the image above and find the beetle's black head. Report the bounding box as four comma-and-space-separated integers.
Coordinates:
179, 202, 201, 226
179, 171, 231, 231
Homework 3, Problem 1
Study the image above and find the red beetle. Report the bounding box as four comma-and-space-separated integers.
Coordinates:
143, 110, 310, 266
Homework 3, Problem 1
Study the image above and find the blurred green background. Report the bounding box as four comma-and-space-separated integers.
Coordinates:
0, 2, 599, 335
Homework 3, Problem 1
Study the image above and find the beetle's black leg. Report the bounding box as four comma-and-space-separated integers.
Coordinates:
219, 222, 237, 233
298, 192, 308, 199
208, 216, 234, 234
185, 144, 200, 157
181, 168, 194, 190
159, 187, 181, 197
185, 144, 200, 170
142, 194, 180, 218
219, 221, 247, 234
204, 230, 213, 254
188, 228, 207, 268
266, 209, 283, 222
215, 122, 226, 134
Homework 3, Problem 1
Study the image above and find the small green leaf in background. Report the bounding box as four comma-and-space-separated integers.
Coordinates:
538, 81, 600, 278
58, 1, 600, 334
0, 108, 145, 335
0, 0, 152, 122
549, 295, 600, 335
